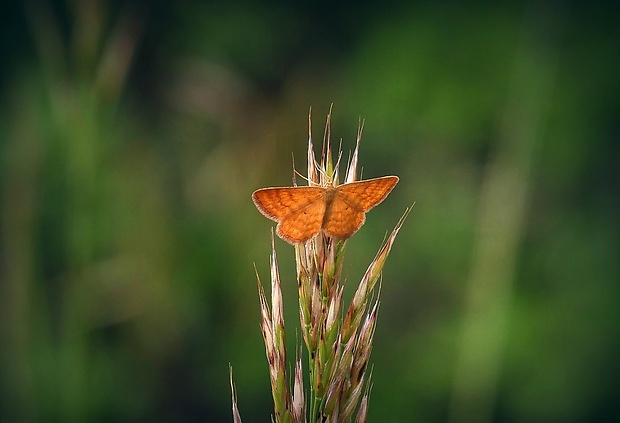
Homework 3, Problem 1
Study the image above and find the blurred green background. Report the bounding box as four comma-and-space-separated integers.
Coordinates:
1, 0, 619, 422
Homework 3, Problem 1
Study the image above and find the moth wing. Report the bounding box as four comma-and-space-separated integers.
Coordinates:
323, 176, 399, 239
336, 176, 399, 211
322, 195, 366, 239
252, 186, 326, 244
277, 195, 326, 244
252, 186, 324, 221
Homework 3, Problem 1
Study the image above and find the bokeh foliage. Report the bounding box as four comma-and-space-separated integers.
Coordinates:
1, 1, 618, 422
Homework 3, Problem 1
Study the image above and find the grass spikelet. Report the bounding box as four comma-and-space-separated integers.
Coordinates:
232, 108, 411, 422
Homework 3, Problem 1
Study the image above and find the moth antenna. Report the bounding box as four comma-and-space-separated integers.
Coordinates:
294, 169, 311, 185
316, 166, 329, 187
332, 142, 343, 186
291, 152, 298, 186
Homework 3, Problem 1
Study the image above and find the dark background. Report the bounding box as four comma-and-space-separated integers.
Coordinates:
1, 1, 619, 422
